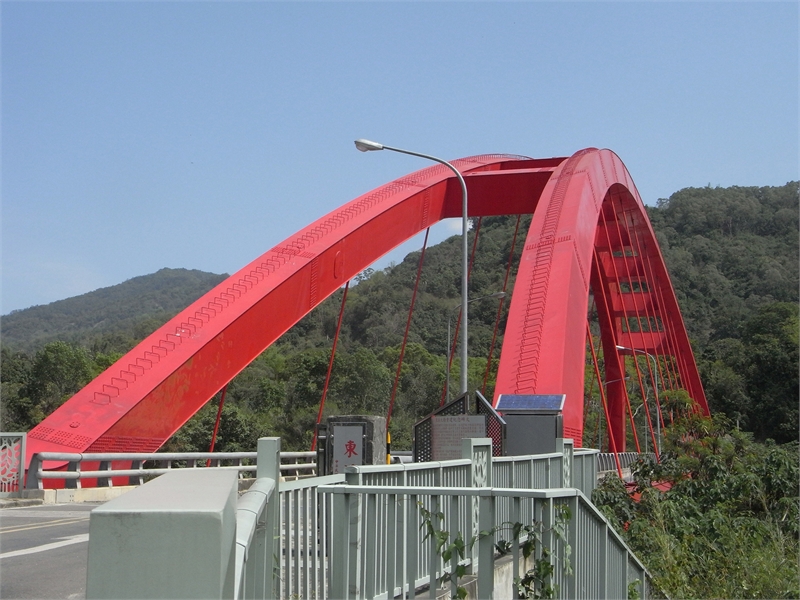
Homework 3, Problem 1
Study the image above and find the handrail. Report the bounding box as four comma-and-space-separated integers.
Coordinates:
27, 450, 316, 489
234, 476, 276, 599
318, 483, 652, 599
29, 451, 311, 461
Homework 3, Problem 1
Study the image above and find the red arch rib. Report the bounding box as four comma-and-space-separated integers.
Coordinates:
25, 154, 558, 466
25, 148, 707, 467
494, 149, 708, 449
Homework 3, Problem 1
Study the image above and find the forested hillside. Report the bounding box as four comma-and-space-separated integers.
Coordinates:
1, 268, 227, 353
3, 181, 796, 600
648, 182, 799, 443
2, 183, 797, 451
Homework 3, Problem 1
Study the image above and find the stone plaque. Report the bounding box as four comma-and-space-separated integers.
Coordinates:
431, 415, 486, 461
331, 425, 364, 474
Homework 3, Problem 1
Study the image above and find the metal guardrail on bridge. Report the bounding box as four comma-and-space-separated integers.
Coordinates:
25, 450, 316, 489
86, 437, 653, 599
19, 438, 643, 492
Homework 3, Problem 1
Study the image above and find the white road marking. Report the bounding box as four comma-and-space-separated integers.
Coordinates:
0, 534, 89, 559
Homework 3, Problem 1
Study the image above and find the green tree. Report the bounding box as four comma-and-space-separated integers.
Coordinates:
1, 347, 34, 431
24, 341, 94, 416
593, 413, 799, 599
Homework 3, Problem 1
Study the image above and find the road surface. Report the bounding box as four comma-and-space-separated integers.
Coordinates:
0, 503, 97, 600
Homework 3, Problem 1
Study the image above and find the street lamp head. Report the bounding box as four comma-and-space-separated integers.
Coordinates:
354, 139, 384, 152
355, 138, 470, 396
489, 292, 506, 299
615, 345, 626, 351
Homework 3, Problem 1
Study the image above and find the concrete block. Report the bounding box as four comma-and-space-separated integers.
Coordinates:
87, 469, 238, 599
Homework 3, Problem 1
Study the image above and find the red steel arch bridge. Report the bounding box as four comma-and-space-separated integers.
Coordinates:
24, 148, 709, 471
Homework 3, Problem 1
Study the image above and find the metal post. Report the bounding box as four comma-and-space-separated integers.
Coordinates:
477, 491, 495, 599
330, 491, 351, 599
258, 437, 281, 599
446, 316, 452, 401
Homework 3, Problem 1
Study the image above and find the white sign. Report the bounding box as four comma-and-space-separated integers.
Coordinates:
331, 425, 363, 474
431, 415, 487, 461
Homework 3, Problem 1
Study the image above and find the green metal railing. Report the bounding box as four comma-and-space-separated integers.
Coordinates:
317, 440, 647, 599
318, 484, 649, 599
86, 437, 647, 600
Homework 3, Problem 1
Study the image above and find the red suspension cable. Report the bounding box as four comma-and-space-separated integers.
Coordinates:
387, 229, 430, 430
599, 209, 641, 452
585, 315, 600, 448
587, 299, 605, 449
611, 197, 659, 459
586, 321, 623, 477
311, 281, 350, 452
625, 211, 667, 432
482, 215, 521, 395
641, 246, 680, 392
207, 384, 228, 465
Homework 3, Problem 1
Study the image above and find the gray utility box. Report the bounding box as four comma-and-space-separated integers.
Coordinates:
496, 394, 565, 456
317, 415, 386, 475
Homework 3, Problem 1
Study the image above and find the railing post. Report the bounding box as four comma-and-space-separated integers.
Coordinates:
511, 495, 521, 590
449, 493, 460, 600
26, 450, 42, 490
564, 495, 578, 598
407, 491, 419, 599
330, 489, 352, 599
476, 489, 495, 599
66, 456, 81, 489
128, 459, 144, 486
541, 499, 554, 593
343, 469, 363, 596
462, 437, 492, 572
545, 455, 552, 488
386, 492, 399, 598
560, 439, 574, 488
429, 493, 441, 595
257, 437, 281, 599
601, 514, 609, 598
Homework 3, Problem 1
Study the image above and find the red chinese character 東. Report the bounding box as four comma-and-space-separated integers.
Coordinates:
345, 439, 358, 457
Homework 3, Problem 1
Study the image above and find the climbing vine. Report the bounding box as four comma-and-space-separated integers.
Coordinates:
419, 501, 573, 599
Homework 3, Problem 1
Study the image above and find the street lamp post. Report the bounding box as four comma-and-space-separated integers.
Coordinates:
598, 376, 630, 451
631, 402, 649, 455
616, 345, 661, 455
355, 139, 470, 394
445, 292, 506, 401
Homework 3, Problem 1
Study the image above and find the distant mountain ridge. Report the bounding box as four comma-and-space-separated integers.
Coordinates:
0, 183, 796, 448
1, 268, 227, 353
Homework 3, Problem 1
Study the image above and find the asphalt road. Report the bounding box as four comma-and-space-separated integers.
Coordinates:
0, 503, 97, 600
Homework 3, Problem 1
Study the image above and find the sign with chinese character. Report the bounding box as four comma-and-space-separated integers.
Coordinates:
431, 415, 487, 461
331, 425, 364, 474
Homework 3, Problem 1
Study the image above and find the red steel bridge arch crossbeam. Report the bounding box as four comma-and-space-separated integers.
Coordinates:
25, 148, 708, 468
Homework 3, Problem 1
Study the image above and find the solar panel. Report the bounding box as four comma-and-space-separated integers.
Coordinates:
495, 394, 565, 413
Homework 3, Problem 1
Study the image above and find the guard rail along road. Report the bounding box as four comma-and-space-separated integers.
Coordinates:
86, 437, 654, 599
25, 449, 316, 489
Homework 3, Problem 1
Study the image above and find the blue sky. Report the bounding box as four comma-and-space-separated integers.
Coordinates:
2, 1, 797, 314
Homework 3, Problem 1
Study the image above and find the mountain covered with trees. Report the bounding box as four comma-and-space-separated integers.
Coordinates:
1, 182, 797, 451
2, 181, 796, 600
648, 183, 798, 444
1, 268, 227, 353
